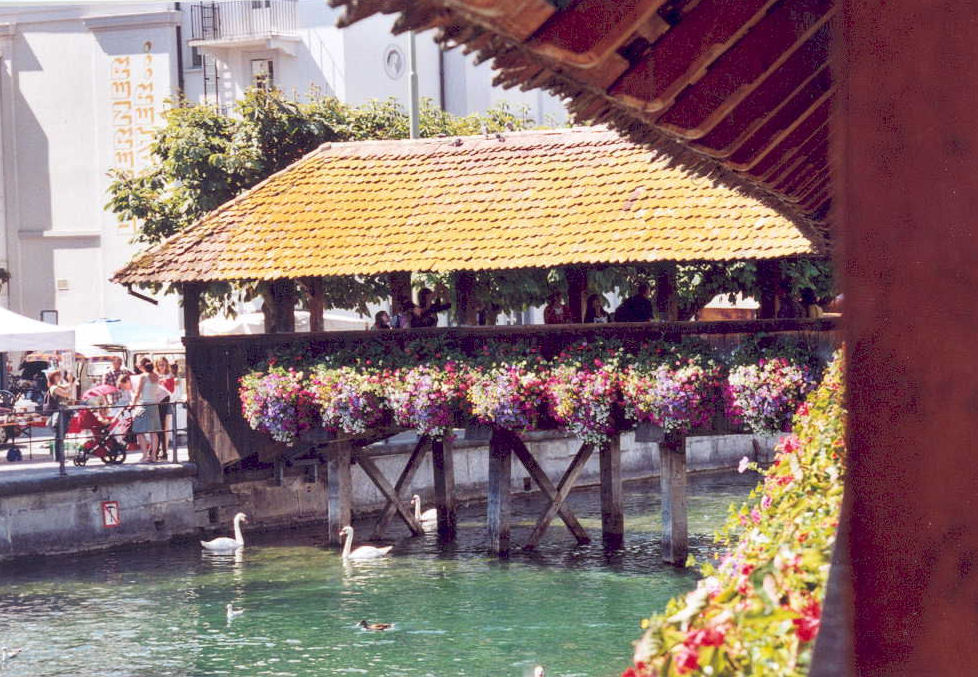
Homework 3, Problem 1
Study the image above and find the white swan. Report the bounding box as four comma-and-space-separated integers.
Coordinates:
410, 494, 437, 527
226, 603, 245, 621
339, 525, 392, 560
534, 666, 545, 677
201, 512, 247, 552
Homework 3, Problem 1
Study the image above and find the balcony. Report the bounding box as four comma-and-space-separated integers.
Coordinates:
189, 1, 299, 55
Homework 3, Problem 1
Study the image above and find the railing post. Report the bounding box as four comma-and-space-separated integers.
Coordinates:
55, 405, 67, 476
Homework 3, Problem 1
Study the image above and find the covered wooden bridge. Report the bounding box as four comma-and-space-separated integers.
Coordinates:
113, 126, 830, 559
322, 0, 978, 673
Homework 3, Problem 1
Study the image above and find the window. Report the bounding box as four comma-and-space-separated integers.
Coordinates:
190, 46, 202, 69
251, 0, 271, 8
251, 59, 274, 90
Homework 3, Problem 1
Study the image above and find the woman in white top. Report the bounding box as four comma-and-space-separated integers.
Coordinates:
130, 357, 162, 463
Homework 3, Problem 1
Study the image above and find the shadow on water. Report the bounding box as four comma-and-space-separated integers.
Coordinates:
0, 471, 759, 677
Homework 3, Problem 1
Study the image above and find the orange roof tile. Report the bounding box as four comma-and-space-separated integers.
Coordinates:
112, 127, 815, 285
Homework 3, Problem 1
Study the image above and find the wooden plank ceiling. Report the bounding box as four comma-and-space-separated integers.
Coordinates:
330, 0, 836, 249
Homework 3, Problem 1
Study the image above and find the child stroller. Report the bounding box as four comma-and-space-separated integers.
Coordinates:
71, 394, 135, 466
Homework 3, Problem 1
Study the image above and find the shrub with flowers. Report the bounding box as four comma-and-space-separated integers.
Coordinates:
545, 361, 621, 447
385, 361, 471, 438
310, 366, 389, 435
725, 357, 816, 434
621, 360, 725, 435
469, 363, 547, 432
239, 367, 320, 445
623, 349, 846, 677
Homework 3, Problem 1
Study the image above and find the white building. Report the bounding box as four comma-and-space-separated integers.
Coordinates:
0, 1, 567, 329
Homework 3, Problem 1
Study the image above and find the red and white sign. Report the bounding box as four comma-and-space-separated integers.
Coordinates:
101, 501, 121, 528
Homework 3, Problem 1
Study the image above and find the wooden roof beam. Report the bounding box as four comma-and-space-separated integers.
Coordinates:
609, 0, 777, 113
776, 145, 828, 194
694, 26, 831, 155
733, 94, 832, 172
758, 119, 829, 183
704, 71, 832, 165
445, 0, 555, 41
528, 0, 668, 69
655, 0, 836, 138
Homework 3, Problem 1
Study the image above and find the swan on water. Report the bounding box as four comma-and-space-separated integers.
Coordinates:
410, 495, 437, 527
201, 512, 248, 552
357, 620, 393, 631
226, 603, 245, 621
533, 666, 545, 677
339, 525, 392, 560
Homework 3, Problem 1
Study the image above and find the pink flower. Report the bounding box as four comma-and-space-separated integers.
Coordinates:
750, 508, 762, 524
793, 599, 821, 642
738, 455, 750, 473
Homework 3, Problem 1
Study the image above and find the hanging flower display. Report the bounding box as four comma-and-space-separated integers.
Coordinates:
469, 363, 547, 432
620, 361, 724, 435
239, 367, 319, 445
725, 358, 816, 434
545, 361, 621, 447
385, 361, 471, 438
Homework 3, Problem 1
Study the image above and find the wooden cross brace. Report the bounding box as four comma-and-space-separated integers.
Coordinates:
361, 435, 429, 539
491, 428, 592, 550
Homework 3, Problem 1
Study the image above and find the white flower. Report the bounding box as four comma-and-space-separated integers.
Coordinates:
738, 455, 751, 474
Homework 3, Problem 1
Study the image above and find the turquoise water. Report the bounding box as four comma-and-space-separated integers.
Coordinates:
0, 473, 756, 677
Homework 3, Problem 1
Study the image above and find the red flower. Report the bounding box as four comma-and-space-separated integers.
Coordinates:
674, 646, 700, 674
792, 599, 822, 642
780, 434, 800, 454
685, 627, 725, 648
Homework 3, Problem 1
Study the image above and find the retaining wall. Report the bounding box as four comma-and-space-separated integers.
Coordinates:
0, 464, 196, 561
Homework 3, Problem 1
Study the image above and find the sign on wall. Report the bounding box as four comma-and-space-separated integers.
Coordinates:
101, 500, 121, 528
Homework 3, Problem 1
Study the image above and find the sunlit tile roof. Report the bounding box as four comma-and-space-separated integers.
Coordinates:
113, 127, 814, 285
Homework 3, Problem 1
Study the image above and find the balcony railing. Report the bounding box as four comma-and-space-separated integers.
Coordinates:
190, 0, 298, 42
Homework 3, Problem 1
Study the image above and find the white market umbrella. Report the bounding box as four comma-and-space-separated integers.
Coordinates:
74, 318, 181, 350
0, 307, 75, 352
200, 310, 369, 335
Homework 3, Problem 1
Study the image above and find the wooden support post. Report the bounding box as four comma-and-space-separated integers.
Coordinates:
600, 434, 624, 549
506, 430, 590, 546
654, 266, 678, 321
182, 282, 202, 338
372, 436, 429, 539
262, 279, 297, 333
301, 277, 325, 332
487, 429, 513, 555
454, 270, 478, 326
565, 265, 587, 323
524, 441, 595, 549
756, 259, 780, 319
326, 442, 353, 546
389, 271, 413, 313
431, 436, 457, 541
659, 435, 688, 565
356, 453, 423, 536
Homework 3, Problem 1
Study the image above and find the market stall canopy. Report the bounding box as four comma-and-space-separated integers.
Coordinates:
0, 307, 75, 352
74, 318, 181, 351
113, 127, 815, 285
328, 0, 835, 247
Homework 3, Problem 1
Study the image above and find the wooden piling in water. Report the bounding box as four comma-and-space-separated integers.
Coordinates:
431, 436, 457, 541
600, 434, 624, 549
487, 429, 512, 555
326, 441, 352, 546
659, 435, 688, 565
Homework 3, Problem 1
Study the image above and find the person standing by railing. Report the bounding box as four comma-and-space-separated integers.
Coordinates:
130, 358, 162, 463
155, 357, 175, 462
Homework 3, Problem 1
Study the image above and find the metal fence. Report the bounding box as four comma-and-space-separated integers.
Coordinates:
38, 400, 189, 476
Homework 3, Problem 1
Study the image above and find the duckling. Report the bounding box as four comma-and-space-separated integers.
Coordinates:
1, 646, 23, 664
357, 620, 393, 632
